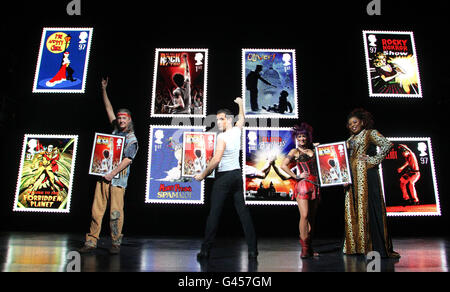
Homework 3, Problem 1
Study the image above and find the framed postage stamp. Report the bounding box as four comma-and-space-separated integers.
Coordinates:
146, 125, 206, 204
363, 30, 422, 98
242, 49, 298, 119
88, 133, 125, 178
182, 132, 216, 179
379, 137, 440, 216
315, 141, 352, 187
33, 27, 93, 93
243, 127, 298, 206
151, 48, 208, 118
13, 134, 78, 213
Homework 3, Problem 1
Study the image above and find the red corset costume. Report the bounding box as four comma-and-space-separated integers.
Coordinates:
293, 153, 320, 200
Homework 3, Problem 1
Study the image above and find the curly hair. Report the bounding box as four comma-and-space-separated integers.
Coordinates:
346, 108, 374, 131
292, 122, 313, 148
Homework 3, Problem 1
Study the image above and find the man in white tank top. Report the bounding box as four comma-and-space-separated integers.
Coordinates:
194, 97, 258, 260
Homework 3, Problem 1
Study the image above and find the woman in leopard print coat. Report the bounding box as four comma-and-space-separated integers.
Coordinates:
343, 108, 400, 259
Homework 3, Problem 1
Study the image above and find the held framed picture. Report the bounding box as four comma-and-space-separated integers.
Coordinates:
315, 142, 352, 187
88, 133, 125, 178
13, 134, 78, 213
182, 132, 216, 179
33, 27, 93, 93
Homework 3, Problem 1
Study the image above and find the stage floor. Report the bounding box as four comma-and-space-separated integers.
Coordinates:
0, 232, 448, 272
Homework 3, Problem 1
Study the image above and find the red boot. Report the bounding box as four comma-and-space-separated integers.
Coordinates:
299, 238, 312, 259
300, 236, 317, 258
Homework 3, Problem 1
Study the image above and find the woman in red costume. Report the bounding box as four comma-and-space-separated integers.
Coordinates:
280, 123, 320, 258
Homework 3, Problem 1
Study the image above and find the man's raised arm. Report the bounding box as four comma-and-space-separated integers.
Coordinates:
234, 97, 245, 129
101, 77, 116, 124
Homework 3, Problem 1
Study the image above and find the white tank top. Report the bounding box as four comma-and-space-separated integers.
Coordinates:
217, 127, 241, 172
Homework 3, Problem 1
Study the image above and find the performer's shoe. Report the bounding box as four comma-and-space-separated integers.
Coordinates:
78, 244, 96, 254
300, 237, 317, 259
299, 239, 309, 259
109, 245, 121, 255
196, 250, 210, 260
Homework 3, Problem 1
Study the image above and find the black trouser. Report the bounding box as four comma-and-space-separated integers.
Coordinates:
201, 169, 257, 252
249, 89, 259, 111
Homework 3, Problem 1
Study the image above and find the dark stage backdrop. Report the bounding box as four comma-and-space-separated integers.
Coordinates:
1, 1, 449, 239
